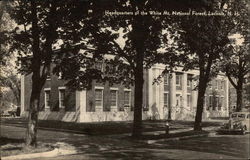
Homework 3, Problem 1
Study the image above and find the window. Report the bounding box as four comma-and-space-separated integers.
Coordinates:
44, 89, 51, 109
164, 93, 169, 108
187, 94, 191, 108
176, 94, 181, 106
59, 88, 65, 108
176, 74, 182, 86
95, 62, 103, 71
110, 90, 117, 107
218, 97, 221, 110
164, 74, 169, 91
187, 76, 192, 87
219, 97, 224, 110
95, 89, 103, 107
208, 81, 212, 89
215, 80, 219, 89
209, 95, 213, 109
204, 95, 208, 110
215, 97, 219, 110
220, 81, 224, 90
58, 72, 62, 80
124, 91, 131, 107
247, 114, 250, 119
238, 114, 245, 118
231, 114, 237, 118
46, 73, 51, 80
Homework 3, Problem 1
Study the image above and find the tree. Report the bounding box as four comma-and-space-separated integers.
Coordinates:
221, 0, 250, 112
174, 0, 236, 130
224, 44, 250, 111
7, 0, 83, 147
0, 0, 15, 72
0, 1, 20, 112
54, 0, 181, 137
0, 71, 21, 107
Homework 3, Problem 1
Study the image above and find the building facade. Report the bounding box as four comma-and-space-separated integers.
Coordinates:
21, 64, 229, 122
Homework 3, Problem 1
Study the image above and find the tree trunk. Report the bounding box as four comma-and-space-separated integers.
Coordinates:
26, 74, 42, 147
131, 25, 145, 137
194, 84, 207, 131
131, 4, 146, 136
132, 65, 144, 137
236, 87, 243, 112
26, 1, 41, 147
194, 74, 207, 131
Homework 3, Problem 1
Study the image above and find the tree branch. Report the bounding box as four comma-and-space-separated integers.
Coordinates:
226, 72, 237, 89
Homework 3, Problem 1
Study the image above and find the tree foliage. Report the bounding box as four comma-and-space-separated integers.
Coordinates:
171, 0, 239, 130
53, 0, 188, 136
221, 0, 250, 111
7, 0, 89, 147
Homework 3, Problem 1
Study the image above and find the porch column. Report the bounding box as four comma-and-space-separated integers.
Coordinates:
191, 74, 198, 114
78, 90, 87, 122
148, 68, 154, 118
182, 73, 187, 110
169, 72, 176, 120
20, 75, 25, 116
225, 78, 229, 116
155, 68, 161, 119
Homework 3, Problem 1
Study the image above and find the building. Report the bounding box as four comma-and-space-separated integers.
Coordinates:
21, 64, 229, 122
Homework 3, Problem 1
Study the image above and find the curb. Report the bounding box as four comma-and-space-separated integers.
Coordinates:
1, 145, 77, 160
1, 124, 88, 135
146, 133, 210, 144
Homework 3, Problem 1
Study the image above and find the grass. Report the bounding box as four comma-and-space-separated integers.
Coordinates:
0, 137, 53, 157
1, 118, 223, 135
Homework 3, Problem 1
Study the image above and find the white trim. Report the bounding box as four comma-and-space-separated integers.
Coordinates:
95, 86, 104, 90
124, 88, 131, 91
58, 86, 66, 90
110, 87, 119, 90
176, 91, 182, 94
44, 88, 51, 91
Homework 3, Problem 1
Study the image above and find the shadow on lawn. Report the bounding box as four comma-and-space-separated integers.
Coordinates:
154, 135, 249, 158
0, 137, 24, 146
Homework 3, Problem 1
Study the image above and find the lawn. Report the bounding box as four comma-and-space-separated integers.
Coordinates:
1, 118, 223, 135
0, 137, 53, 157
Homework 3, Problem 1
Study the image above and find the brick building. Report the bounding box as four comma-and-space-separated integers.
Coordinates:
21, 64, 229, 122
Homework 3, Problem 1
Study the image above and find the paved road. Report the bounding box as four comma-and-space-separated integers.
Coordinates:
1, 125, 249, 159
